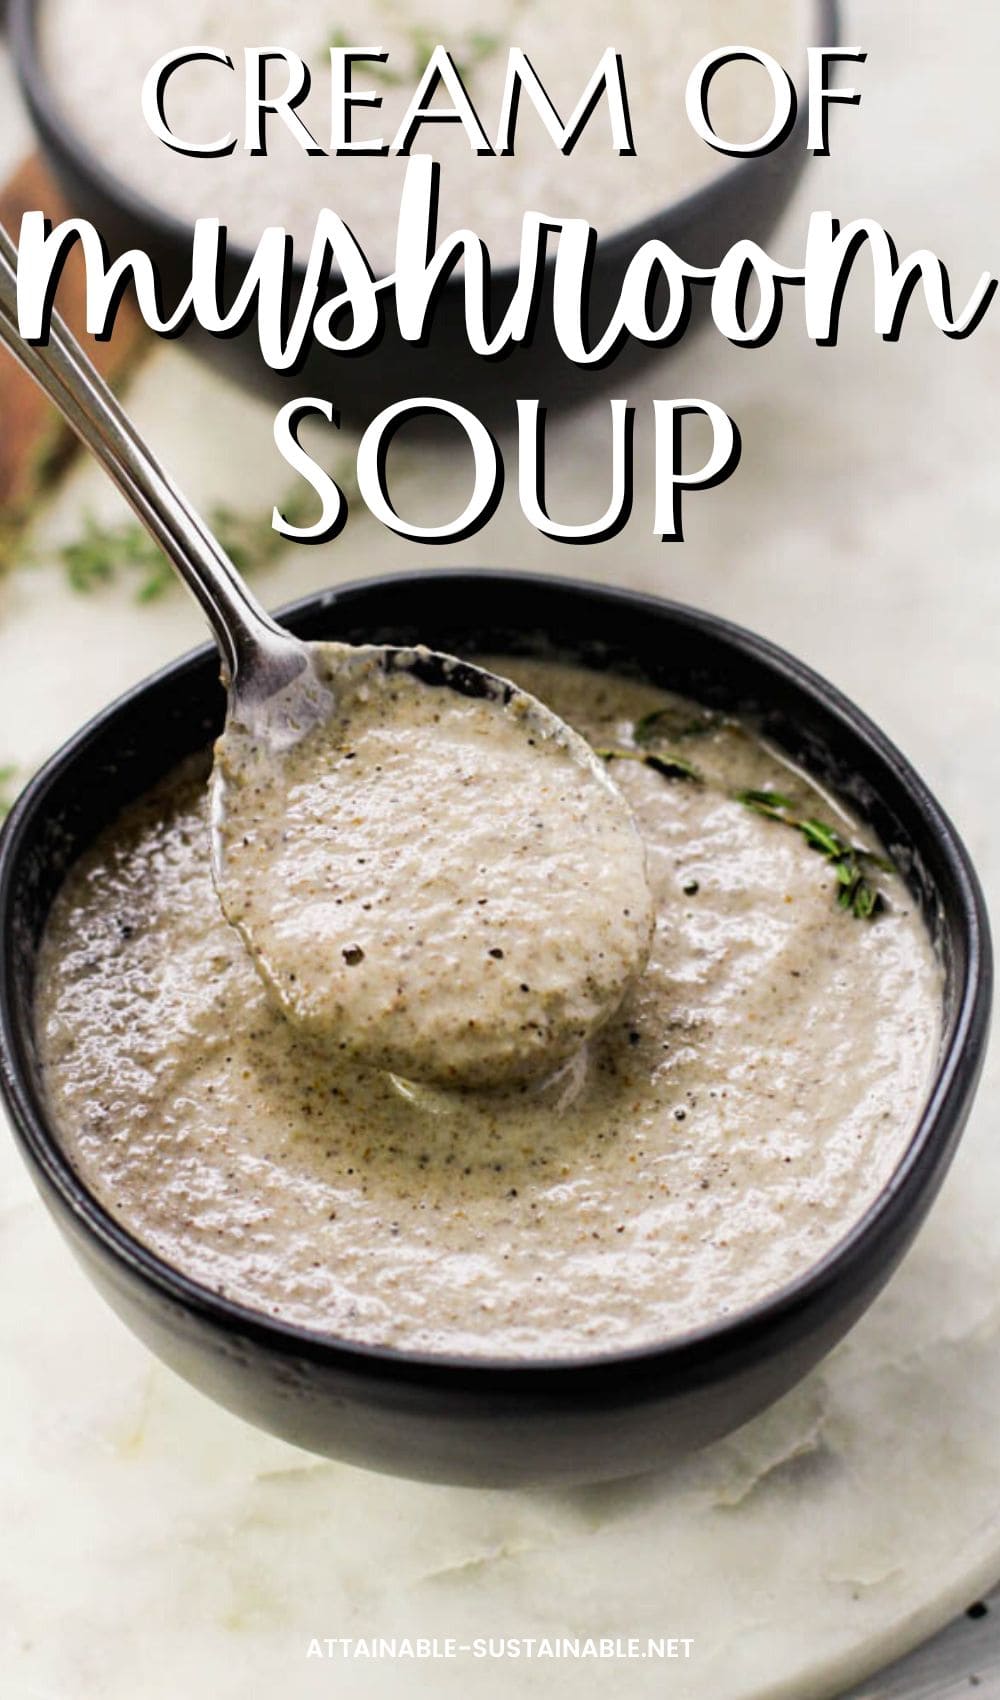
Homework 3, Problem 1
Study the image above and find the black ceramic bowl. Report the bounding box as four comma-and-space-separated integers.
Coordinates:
0, 572, 991, 1487
11, 0, 838, 425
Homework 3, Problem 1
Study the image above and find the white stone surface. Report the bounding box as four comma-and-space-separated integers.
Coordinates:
0, 2, 998, 1697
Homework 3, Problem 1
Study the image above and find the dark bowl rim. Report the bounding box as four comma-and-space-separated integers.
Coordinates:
0, 569, 992, 1394
10, 0, 840, 291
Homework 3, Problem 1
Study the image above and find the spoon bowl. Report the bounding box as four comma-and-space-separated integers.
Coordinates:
211, 638, 653, 1087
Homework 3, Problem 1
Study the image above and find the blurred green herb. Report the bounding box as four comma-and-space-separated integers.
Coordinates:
327, 28, 404, 83
735, 789, 892, 920
326, 22, 501, 85
45, 482, 332, 604
441, 27, 501, 82
56, 513, 169, 600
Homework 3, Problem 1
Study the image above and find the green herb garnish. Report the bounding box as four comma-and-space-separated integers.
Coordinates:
735, 789, 891, 920
633, 705, 721, 746
597, 746, 702, 782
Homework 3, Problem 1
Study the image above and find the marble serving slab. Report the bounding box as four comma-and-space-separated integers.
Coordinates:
843, 1590, 1000, 1699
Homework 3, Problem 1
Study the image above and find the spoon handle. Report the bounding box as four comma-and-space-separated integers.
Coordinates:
0, 221, 295, 682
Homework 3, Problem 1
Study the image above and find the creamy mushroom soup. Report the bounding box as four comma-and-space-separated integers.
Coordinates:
34, 656, 941, 1358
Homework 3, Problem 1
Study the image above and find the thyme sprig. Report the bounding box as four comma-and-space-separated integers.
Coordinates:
735, 789, 892, 919
598, 709, 892, 922
633, 704, 721, 746
599, 699, 715, 782
596, 746, 702, 783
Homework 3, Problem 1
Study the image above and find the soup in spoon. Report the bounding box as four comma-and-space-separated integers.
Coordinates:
212, 644, 654, 1088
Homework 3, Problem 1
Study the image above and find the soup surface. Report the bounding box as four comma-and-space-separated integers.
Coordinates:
35, 656, 941, 1358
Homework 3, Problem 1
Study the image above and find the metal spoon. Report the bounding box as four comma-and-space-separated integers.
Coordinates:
0, 224, 654, 1088
0, 222, 316, 724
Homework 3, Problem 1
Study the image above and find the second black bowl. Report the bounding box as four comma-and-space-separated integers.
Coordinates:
12, 0, 838, 424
